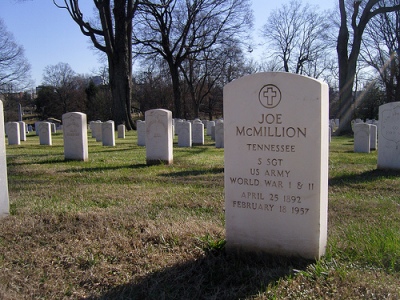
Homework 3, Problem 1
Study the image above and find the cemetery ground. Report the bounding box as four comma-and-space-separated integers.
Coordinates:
0, 132, 399, 299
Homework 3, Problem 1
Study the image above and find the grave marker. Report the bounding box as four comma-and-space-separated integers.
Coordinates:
215, 119, 224, 148
178, 121, 192, 147
224, 72, 329, 259
353, 123, 371, 153
145, 109, 173, 165
137, 120, 146, 146
378, 102, 400, 169
39, 122, 52, 145
102, 120, 115, 146
18, 121, 26, 141
117, 124, 126, 139
0, 101, 9, 217
62, 112, 88, 161
192, 119, 204, 145
6, 122, 20, 145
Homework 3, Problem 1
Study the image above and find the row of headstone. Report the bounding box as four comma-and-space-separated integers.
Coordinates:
137, 117, 223, 148
349, 103, 400, 170
89, 121, 126, 145
6, 121, 58, 146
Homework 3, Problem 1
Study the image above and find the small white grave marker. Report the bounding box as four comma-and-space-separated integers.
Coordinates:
353, 123, 370, 153
192, 119, 204, 145
18, 121, 26, 141
137, 120, 146, 146
0, 101, 10, 217
215, 119, 224, 148
39, 122, 52, 145
6, 122, 20, 145
62, 112, 88, 161
117, 124, 126, 139
145, 109, 173, 165
102, 120, 115, 146
178, 121, 192, 147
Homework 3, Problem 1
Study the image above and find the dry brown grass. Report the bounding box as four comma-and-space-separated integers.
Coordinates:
0, 133, 399, 299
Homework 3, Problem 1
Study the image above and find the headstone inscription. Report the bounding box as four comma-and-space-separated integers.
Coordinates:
6, 122, 20, 145
353, 123, 370, 153
39, 122, 52, 145
224, 72, 329, 259
0, 101, 10, 217
62, 112, 88, 161
145, 109, 173, 165
378, 102, 400, 170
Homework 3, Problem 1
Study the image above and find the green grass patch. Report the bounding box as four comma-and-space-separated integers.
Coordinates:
0, 133, 399, 299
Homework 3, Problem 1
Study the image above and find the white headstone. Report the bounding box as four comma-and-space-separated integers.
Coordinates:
215, 119, 224, 148
102, 120, 115, 146
93, 121, 103, 142
117, 124, 126, 139
145, 109, 173, 165
18, 121, 26, 141
192, 119, 204, 145
353, 123, 370, 153
137, 120, 146, 146
51, 123, 57, 133
6, 122, 20, 145
178, 121, 192, 147
207, 121, 215, 136
224, 72, 329, 259
175, 119, 184, 136
39, 122, 52, 145
62, 112, 89, 161
35, 121, 41, 135
0, 101, 10, 217
378, 102, 400, 169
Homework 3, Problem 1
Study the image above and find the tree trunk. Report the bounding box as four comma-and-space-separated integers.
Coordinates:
169, 63, 182, 118
108, 58, 133, 129
108, 1, 134, 130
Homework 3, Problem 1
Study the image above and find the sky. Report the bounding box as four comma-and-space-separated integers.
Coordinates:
0, 0, 336, 89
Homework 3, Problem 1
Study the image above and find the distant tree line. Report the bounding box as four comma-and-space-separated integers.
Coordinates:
1, 1, 400, 133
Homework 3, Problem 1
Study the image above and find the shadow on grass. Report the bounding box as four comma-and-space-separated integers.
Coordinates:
60, 163, 149, 173
329, 168, 400, 187
88, 251, 312, 300
159, 167, 224, 178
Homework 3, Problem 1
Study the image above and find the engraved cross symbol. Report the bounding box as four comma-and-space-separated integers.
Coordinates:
263, 87, 277, 106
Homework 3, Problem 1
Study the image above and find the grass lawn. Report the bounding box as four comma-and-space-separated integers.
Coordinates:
0, 132, 399, 299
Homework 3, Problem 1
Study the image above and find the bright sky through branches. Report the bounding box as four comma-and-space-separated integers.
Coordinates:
0, 0, 335, 89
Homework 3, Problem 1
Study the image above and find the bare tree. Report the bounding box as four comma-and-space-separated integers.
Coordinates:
336, 0, 400, 133
54, 0, 139, 129
261, 0, 332, 76
0, 18, 32, 93
40, 62, 87, 117
133, 0, 253, 118
361, 0, 400, 103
